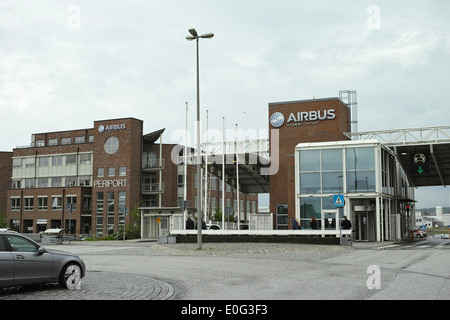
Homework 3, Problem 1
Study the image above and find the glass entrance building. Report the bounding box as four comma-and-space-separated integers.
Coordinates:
295, 139, 415, 241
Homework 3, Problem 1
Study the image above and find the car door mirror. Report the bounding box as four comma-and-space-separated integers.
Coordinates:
37, 247, 47, 255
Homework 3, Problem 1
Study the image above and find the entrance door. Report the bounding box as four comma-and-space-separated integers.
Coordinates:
355, 212, 368, 241
322, 210, 339, 230
355, 212, 376, 241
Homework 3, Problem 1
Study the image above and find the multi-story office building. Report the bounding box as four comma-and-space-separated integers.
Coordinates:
3, 117, 257, 237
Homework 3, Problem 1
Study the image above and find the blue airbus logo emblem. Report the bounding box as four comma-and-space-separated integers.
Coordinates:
270, 112, 285, 128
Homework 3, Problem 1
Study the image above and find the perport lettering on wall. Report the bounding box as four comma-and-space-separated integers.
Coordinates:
98, 124, 126, 133
94, 179, 128, 188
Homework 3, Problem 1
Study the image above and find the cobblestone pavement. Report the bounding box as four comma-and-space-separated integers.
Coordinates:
0, 240, 395, 300
0, 241, 351, 300
0, 270, 185, 300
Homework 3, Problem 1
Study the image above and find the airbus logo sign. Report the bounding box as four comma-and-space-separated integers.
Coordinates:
98, 123, 126, 133
270, 112, 285, 128
270, 109, 336, 127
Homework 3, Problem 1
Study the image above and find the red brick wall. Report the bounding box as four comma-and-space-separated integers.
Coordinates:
268, 98, 351, 229
0, 152, 12, 214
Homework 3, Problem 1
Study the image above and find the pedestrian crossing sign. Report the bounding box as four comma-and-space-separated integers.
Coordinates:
333, 194, 344, 207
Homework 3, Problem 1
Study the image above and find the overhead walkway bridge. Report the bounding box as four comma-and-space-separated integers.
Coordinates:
195, 125, 450, 193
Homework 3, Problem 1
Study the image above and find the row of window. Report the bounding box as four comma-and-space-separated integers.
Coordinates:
13, 154, 92, 168
298, 147, 376, 194
10, 195, 89, 212
11, 166, 128, 189
34, 135, 94, 147
97, 166, 127, 177
95, 191, 126, 236
12, 176, 92, 189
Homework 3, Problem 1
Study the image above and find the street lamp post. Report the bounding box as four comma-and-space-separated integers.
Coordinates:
186, 28, 214, 250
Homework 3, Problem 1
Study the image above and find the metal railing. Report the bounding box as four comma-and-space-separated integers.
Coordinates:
344, 125, 450, 146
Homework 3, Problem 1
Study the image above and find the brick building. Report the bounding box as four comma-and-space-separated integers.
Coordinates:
0, 152, 12, 215
3, 117, 257, 236
268, 98, 351, 229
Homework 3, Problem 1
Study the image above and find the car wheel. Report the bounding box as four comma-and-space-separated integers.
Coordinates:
59, 263, 82, 289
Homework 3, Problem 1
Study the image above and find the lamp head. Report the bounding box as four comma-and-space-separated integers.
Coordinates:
188, 28, 198, 37
200, 33, 214, 39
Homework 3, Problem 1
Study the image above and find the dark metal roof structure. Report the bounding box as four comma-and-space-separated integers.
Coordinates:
345, 126, 450, 187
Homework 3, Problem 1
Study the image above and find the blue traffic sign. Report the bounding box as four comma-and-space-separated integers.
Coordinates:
333, 195, 344, 207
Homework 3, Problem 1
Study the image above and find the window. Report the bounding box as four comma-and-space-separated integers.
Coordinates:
300, 150, 320, 172
299, 197, 321, 229
52, 177, 62, 187
107, 192, 115, 235
66, 154, 77, 165
10, 197, 21, 211
276, 204, 288, 230
108, 167, 115, 177
66, 196, 77, 210
51, 196, 62, 210
104, 136, 119, 154
299, 148, 343, 194
97, 168, 104, 177
118, 191, 126, 225
65, 176, 77, 187
39, 157, 49, 167
11, 179, 21, 189
300, 172, 320, 194
12, 158, 22, 168
24, 197, 34, 211
38, 178, 48, 188
35, 140, 45, 147
83, 195, 92, 211
48, 138, 58, 146
75, 136, 85, 144
25, 158, 35, 168
79, 176, 91, 186
5, 235, 38, 253
61, 137, 71, 145
38, 197, 48, 210
177, 174, 184, 187
80, 154, 91, 164
119, 166, 126, 176
25, 178, 35, 188
52, 156, 63, 166
345, 147, 376, 193
96, 192, 104, 213
346, 147, 375, 170
96, 192, 104, 236
88, 135, 94, 143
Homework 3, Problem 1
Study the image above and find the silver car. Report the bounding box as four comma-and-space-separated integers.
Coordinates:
0, 231, 86, 289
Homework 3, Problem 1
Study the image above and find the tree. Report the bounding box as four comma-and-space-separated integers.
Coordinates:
120, 202, 141, 240
0, 210, 7, 228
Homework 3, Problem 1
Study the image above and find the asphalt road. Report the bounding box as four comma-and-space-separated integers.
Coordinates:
1, 238, 449, 301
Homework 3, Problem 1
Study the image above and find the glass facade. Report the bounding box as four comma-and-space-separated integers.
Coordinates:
299, 146, 376, 194
298, 145, 377, 229
296, 141, 415, 241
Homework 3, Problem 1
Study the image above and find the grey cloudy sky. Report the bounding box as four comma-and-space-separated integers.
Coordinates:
1, 0, 449, 208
